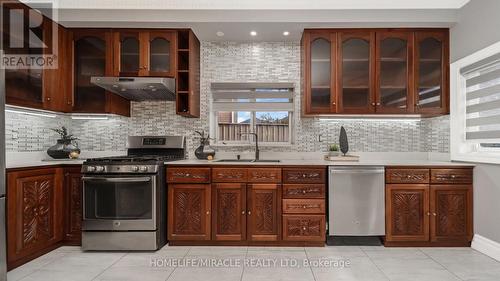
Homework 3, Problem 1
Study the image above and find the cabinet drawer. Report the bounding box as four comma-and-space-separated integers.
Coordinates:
282, 215, 326, 241
283, 184, 325, 198
167, 167, 211, 183
247, 168, 282, 183
212, 168, 248, 182
386, 168, 430, 184
283, 199, 325, 214
431, 169, 473, 184
283, 168, 326, 184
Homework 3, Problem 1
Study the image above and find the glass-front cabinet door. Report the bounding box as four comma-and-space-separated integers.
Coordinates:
114, 31, 141, 76
304, 31, 336, 114
338, 32, 375, 113
415, 31, 449, 114
376, 32, 413, 113
2, 3, 45, 109
73, 31, 112, 113
144, 31, 176, 77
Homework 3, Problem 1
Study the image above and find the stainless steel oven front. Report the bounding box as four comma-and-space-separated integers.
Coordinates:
82, 175, 158, 231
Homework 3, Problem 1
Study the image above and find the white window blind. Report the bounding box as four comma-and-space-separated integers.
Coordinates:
461, 53, 500, 142
211, 82, 294, 112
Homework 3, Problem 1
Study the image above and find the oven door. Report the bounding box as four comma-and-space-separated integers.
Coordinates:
82, 175, 157, 231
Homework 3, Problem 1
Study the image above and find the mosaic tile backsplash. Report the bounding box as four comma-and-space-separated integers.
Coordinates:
5, 41, 451, 156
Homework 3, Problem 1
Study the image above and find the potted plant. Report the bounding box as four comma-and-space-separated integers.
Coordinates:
329, 144, 340, 157
47, 126, 81, 159
194, 130, 215, 160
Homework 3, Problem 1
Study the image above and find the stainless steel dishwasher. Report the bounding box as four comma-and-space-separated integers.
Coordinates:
328, 166, 385, 245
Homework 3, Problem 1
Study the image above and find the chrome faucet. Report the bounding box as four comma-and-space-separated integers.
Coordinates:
240, 132, 259, 161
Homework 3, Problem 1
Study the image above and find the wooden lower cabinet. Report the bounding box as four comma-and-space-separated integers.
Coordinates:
63, 167, 83, 245
283, 215, 325, 241
212, 183, 247, 241
7, 168, 64, 269
385, 167, 473, 246
430, 185, 473, 243
247, 184, 281, 242
385, 184, 430, 242
168, 184, 212, 241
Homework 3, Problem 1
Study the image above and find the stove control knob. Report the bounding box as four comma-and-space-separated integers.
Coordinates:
132, 166, 140, 172
140, 166, 148, 172
95, 166, 105, 172
87, 166, 96, 172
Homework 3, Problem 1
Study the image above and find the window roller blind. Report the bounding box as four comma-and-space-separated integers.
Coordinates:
211, 82, 294, 112
462, 53, 500, 141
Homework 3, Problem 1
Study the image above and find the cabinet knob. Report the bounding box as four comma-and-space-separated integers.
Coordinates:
302, 190, 307, 194
371, 102, 376, 106
46, 97, 51, 101
427, 212, 431, 216
332, 102, 336, 105
376, 103, 381, 106
241, 211, 246, 215
206, 211, 210, 215
451, 175, 456, 179
432, 213, 437, 216
303, 205, 307, 209
247, 211, 251, 215
302, 227, 307, 231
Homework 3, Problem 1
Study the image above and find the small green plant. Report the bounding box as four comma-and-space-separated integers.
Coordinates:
329, 144, 339, 152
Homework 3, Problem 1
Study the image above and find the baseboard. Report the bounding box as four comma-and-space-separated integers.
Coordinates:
471, 234, 500, 262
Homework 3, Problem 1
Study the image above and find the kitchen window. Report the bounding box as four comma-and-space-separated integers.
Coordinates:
451, 41, 500, 164
210, 83, 295, 145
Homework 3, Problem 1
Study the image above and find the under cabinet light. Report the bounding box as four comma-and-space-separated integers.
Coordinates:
5, 106, 57, 118
71, 115, 109, 120
319, 117, 421, 122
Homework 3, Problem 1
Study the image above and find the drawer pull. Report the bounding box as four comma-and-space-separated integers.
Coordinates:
241, 211, 246, 215
427, 212, 431, 216
451, 175, 456, 179
248, 211, 251, 215
206, 211, 210, 215
302, 227, 307, 231
303, 205, 307, 209
432, 212, 437, 216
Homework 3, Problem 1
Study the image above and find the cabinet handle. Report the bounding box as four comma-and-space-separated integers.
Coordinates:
303, 205, 307, 209
302, 190, 307, 194
46, 97, 51, 101
332, 102, 336, 105
247, 211, 251, 215
376, 103, 381, 106
371, 102, 376, 106
241, 211, 246, 215
427, 212, 431, 216
432, 213, 437, 216
451, 175, 457, 179
206, 211, 210, 215
185, 173, 191, 177
302, 227, 307, 231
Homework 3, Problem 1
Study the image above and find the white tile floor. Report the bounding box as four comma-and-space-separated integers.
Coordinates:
7, 245, 500, 281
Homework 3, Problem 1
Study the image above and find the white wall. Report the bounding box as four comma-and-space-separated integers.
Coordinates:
451, 0, 500, 244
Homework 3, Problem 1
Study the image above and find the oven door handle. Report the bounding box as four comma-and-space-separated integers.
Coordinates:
82, 177, 152, 183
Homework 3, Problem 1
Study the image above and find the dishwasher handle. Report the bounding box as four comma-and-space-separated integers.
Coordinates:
330, 167, 385, 174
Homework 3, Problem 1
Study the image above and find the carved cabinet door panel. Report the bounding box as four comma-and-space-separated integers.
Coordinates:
64, 168, 83, 245
385, 184, 430, 242
212, 183, 246, 241
247, 184, 281, 241
430, 185, 473, 243
7, 168, 64, 267
168, 184, 211, 241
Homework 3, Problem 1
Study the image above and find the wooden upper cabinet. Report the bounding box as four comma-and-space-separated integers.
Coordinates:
113, 30, 176, 77
145, 31, 176, 77
301, 28, 449, 117
338, 31, 375, 114
376, 32, 414, 114
415, 31, 449, 115
72, 30, 112, 113
114, 31, 141, 76
303, 31, 336, 114
71, 30, 130, 116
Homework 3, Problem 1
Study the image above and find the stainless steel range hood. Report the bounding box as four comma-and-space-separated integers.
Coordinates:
90, 77, 176, 101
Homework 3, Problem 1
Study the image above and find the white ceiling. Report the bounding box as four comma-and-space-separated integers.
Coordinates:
21, 0, 471, 41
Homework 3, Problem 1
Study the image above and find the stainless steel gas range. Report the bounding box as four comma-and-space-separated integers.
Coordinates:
81, 136, 185, 251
